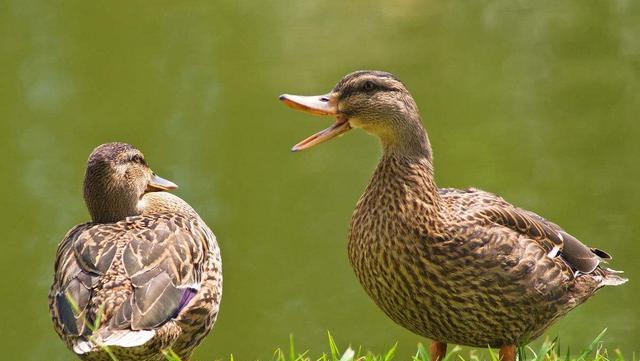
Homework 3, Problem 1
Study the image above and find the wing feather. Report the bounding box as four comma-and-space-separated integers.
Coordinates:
51, 214, 211, 341
476, 206, 605, 273
120, 216, 209, 330
50, 224, 97, 337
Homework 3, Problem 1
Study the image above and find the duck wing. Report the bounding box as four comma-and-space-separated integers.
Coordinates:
475, 205, 610, 273
115, 215, 213, 331
50, 223, 98, 337
50, 215, 214, 342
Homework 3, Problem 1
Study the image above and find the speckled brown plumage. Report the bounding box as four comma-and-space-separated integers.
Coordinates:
49, 143, 222, 361
347, 154, 616, 347
280, 71, 626, 360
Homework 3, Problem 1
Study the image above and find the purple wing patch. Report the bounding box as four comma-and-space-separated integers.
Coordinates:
173, 287, 198, 318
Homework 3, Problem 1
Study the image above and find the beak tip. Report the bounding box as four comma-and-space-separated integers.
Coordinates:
147, 174, 179, 192
279, 94, 287, 101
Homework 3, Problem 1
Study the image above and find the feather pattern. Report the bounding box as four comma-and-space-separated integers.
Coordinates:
282, 70, 627, 357
50, 193, 222, 361
468, 195, 609, 273
348, 156, 626, 348
49, 143, 221, 361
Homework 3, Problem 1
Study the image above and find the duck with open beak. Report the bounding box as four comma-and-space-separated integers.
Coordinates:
278, 92, 351, 151
277, 71, 627, 361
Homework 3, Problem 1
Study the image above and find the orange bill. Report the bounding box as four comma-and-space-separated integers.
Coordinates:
279, 93, 352, 151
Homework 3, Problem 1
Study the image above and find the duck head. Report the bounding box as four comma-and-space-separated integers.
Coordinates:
83, 142, 178, 223
280, 70, 429, 156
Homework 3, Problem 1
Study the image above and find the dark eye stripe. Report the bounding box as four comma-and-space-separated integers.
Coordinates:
130, 154, 147, 166
363, 81, 375, 91
364, 83, 397, 93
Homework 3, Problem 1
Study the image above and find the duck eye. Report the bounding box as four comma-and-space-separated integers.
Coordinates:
363, 81, 376, 91
130, 154, 145, 165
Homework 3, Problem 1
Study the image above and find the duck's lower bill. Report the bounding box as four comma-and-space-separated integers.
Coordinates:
290, 116, 351, 151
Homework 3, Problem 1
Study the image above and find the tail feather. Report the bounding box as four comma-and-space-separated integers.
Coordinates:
598, 268, 628, 287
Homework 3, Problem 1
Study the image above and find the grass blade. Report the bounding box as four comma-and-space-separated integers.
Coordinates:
328, 331, 341, 361
578, 329, 608, 361
383, 342, 398, 361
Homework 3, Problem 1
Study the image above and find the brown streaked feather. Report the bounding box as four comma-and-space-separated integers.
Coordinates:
348, 153, 625, 348
122, 217, 208, 330
49, 195, 221, 361
474, 205, 603, 273
50, 143, 221, 361
296, 70, 626, 352
123, 218, 204, 286
74, 226, 120, 275
474, 206, 563, 247
50, 224, 96, 337
130, 267, 182, 329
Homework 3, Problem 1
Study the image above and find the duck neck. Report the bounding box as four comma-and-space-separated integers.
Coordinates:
375, 98, 433, 160
380, 122, 433, 161
374, 113, 441, 207
83, 171, 140, 223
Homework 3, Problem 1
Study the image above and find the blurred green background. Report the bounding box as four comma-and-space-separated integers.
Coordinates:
1, 0, 638, 360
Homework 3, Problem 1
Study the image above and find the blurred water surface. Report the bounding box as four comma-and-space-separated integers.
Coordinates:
0, 0, 638, 360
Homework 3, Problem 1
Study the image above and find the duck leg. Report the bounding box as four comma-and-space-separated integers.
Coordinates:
430, 341, 447, 361
499, 345, 517, 361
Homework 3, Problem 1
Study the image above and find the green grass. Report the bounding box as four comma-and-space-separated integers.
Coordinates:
62, 300, 627, 361
161, 329, 629, 361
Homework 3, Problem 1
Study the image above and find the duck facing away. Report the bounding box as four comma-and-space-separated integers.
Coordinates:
279, 71, 626, 361
49, 142, 222, 361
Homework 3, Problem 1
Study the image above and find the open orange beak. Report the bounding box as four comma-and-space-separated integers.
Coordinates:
279, 93, 352, 151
